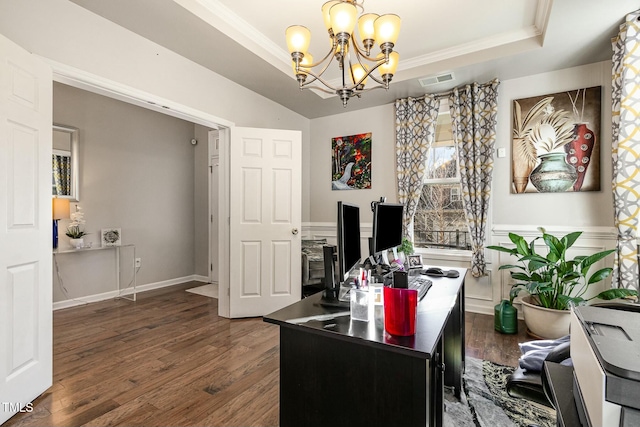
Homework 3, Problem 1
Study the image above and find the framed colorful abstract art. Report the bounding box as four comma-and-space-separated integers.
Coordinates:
331, 132, 372, 190
511, 86, 601, 193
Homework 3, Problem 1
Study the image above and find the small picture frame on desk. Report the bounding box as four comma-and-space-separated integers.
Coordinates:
408, 254, 423, 269
101, 228, 121, 247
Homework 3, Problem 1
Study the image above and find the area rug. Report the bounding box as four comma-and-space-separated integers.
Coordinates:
444, 357, 556, 427
186, 283, 218, 299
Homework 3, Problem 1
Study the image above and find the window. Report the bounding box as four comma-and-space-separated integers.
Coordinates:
413, 110, 471, 251
450, 187, 460, 202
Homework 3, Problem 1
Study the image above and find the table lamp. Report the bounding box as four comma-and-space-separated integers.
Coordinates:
52, 197, 70, 249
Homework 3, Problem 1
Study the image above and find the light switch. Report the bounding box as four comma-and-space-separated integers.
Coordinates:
497, 148, 506, 158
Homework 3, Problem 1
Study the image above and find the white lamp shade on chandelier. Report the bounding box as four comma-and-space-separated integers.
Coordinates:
286, 0, 401, 106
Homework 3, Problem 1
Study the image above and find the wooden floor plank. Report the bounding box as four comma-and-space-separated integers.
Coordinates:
4, 283, 532, 427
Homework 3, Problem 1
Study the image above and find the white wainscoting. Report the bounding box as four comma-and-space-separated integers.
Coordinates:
303, 222, 618, 316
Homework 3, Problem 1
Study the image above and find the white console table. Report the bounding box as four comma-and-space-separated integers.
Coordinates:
53, 244, 137, 301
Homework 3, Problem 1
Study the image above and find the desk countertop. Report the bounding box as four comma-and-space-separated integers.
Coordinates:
264, 267, 466, 359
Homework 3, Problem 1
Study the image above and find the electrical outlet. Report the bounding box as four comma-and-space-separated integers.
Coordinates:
135, 258, 142, 268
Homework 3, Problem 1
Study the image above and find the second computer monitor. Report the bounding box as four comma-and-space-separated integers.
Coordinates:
336, 201, 361, 287
371, 202, 404, 256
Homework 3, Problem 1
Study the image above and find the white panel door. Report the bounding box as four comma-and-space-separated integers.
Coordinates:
229, 127, 301, 317
0, 35, 52, 424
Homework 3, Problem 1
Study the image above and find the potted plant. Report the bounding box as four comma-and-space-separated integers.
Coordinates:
65, 205, 88, 248
488, 227, 637, 338
394, 237, 414, 267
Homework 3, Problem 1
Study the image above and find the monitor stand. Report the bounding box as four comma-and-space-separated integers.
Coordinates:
320, 288, 350, 308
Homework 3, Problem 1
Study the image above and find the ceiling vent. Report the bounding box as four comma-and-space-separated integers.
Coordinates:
419, 72, 455, 87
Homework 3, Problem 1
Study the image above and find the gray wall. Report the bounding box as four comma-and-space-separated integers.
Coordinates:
307, 61, 614, 228
53, 83, 197, 302
305, 60, 616, 314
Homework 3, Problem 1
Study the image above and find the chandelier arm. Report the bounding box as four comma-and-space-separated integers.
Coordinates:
355, 59, 390, 87
364, 71, 386, 86
352, 85, 388, 97
301, 42, 338, 70
350, 33, 389, 62
299, 68, 342, 91
297, 85, 338, 95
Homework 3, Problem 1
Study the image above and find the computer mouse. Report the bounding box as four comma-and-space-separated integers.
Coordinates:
424, 267, 444, 277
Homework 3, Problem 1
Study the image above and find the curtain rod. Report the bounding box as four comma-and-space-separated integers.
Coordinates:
397, 78, 500, 103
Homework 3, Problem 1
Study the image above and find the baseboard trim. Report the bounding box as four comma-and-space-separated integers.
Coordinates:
53, 274, 209, 311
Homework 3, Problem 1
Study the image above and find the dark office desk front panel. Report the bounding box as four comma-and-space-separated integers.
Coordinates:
264, 267, 466, 427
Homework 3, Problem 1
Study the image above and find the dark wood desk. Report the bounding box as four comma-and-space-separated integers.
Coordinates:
264, 267, 466, 427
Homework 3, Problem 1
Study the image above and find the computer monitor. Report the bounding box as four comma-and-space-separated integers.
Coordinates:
371, 202, 404, 262
336, 201, 361, 287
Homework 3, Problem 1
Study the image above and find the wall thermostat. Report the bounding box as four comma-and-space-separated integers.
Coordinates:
190, 138, 197, 145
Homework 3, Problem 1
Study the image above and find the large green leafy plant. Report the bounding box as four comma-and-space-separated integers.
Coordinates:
488, 227, 637, 310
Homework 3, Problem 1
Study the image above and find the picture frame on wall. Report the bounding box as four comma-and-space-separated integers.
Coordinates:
101, 228, 121, 247
511, 86, 601, 194
331, 132, 372, 190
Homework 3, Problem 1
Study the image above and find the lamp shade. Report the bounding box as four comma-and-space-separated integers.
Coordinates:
351, 63, 368, 86
52, 198, 70, 220
378, 51, 399, 76
374, 14, 401, 46
329, 2, 357, 35
285, 25, 311, 54
321, 1, 340, 32
358, 13, 379, 43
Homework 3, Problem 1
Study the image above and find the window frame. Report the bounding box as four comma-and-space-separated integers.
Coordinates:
413, 109, 471, 257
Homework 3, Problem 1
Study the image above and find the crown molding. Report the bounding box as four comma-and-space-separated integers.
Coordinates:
175, 0, 553, 100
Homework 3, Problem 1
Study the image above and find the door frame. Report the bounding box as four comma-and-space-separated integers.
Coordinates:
44, 59, 235, 317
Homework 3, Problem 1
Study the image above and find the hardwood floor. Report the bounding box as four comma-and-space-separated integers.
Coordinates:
4, 283, 529, 427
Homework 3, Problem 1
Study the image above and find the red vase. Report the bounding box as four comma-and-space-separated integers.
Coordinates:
564, 123, 595, 191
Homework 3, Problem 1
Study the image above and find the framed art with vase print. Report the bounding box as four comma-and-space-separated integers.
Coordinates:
511, 86, 601, 194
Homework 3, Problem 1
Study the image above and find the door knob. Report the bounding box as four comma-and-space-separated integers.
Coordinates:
292, 228, 299, 235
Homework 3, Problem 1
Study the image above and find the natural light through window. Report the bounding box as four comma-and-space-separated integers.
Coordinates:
414, 111, 470, 251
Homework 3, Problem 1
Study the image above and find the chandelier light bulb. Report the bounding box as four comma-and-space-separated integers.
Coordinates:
351, 63, 369, 87
377, 51, 399, 81
358, 13, 379, 51
374, 14, 401, 46
321, 1, 340, 32
329, 2, 358, 36
286, 1, 401, 106
285, 25, 311, 54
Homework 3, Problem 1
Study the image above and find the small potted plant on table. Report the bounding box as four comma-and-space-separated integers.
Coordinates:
66, 205, 88, 249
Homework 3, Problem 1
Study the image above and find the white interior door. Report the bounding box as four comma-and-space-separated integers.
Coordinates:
0, 34, 53, 424
228, 127, 301, 318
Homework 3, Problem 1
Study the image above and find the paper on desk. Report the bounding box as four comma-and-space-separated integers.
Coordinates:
286, 311, 350, 325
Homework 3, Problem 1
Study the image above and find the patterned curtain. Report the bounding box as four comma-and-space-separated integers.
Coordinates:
53, 154, 71, 196
611, 10, 640, 291
395, 95, 441, 240
449, 79, 500, 278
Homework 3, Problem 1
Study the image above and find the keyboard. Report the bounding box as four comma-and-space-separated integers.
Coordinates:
408, 276, 432, 301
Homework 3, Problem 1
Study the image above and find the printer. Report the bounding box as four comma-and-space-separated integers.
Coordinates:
571, 305, 640, 427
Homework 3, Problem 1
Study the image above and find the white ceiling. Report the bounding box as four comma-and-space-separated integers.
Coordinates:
69, 0, 639, 119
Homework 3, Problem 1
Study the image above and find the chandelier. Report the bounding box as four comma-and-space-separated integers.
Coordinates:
285, 0, 401, 106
